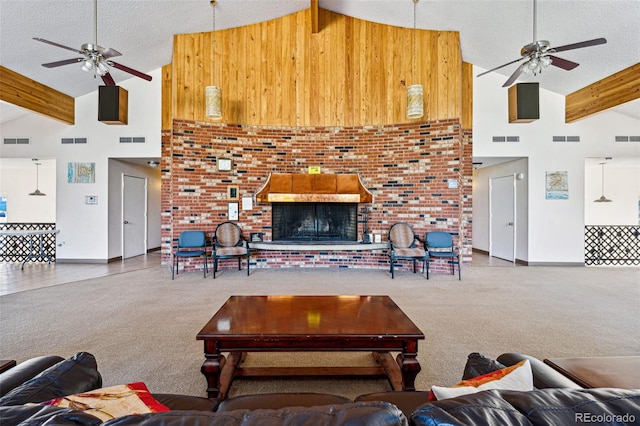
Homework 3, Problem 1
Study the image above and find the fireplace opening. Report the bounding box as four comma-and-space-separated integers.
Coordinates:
272, 203, 358, 242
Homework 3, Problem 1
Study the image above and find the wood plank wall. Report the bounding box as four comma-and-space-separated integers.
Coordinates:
165, 8, 466, 129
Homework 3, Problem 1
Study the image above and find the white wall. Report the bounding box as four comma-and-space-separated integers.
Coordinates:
473, 68, 640, 264
0, 159, 56, 222
585, 162, 640, 225
0, 69, 162, 262
473, 158, 529, 261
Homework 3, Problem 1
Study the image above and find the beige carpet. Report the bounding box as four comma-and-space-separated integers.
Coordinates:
1, 264, 639, 399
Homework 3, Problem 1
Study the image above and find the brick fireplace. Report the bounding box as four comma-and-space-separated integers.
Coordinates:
161, 119, 472, 272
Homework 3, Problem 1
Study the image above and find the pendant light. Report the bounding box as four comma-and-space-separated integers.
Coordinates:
593, 161, 612, 203
407, 0, 424, 119
205, 0, 222, 120
29, 160, 46, 196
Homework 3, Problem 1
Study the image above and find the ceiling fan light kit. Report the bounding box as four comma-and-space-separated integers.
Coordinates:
477, 0, 606, 88
34, 0, 152, 87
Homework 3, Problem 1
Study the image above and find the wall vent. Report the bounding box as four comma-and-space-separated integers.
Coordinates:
492, 136, 519, 142
3, 137, 30, 145
61, 137, 88, 144
120, 136, 146, 144
553, 136, 580, 142
615, 136, 640, 142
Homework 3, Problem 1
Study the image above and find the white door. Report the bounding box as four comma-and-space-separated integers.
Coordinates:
122, 174, 147, 259
490, 175, 516, 262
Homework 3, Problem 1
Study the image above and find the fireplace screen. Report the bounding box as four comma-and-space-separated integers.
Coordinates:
272, 203, 358, 242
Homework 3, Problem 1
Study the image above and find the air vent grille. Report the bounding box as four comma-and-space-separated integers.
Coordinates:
492, 136, 519, 143
3, 138, 30, 145
553, 136, 580, 142
61, 137, 88, 144
615, 136, 640, 142
120, 137, 146, 144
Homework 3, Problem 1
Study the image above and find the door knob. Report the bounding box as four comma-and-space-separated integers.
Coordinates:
124, 220, 129, 224
507, 222, 514, 226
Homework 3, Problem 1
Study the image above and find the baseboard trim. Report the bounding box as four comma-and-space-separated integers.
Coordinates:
147, 247, 161, 253
473, 248, 529, 266
527, 262, 585, 267
56, 258, 109, 264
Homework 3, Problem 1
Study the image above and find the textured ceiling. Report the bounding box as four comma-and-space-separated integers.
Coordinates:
1, 0, 638, 123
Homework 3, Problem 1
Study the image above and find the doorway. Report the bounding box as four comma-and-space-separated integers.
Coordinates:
122, 174, 147, 259
490, 174, 516, 262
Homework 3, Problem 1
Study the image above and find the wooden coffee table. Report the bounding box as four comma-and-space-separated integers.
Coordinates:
196, 295, 425, 400
544, 356, 640, 389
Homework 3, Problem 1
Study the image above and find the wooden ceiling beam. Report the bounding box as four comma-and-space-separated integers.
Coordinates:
0, 65, 75, 125
310, 0, 319, 33
565, 63, 640, 123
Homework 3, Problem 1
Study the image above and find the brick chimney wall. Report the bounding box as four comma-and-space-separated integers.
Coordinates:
161, 118, 472, 273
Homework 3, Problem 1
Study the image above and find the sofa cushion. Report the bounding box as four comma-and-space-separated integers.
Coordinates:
0, 352, 102, 406
216, 392, 351, 412
0, 404, 102, 426
355, 391, 432, 419
430, 359, 533, 400
101, 401, 409, 426
0, 355, 64, 397
153, 393, 218, 412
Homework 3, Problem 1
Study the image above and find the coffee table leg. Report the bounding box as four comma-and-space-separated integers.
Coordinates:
201, 344, 226, 399
396, 340, 421, 391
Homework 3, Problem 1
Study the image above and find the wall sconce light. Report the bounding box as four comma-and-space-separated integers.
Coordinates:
147, 161, 160, 168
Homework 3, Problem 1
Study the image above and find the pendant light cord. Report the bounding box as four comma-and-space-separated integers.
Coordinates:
413, 0, 418, 84
211, 1, 216, 86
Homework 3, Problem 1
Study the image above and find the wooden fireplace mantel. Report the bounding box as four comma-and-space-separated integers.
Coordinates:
255, 173, 373, 203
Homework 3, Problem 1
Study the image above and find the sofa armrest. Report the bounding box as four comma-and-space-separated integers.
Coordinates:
0, 355, 64, 397
497, 353, 582, 389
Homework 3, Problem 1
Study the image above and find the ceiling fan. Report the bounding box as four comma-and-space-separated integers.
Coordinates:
477, 0, 606, 88
33, 0, 152, 86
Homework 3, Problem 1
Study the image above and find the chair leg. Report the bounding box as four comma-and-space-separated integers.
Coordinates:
458, 256, 461, 280
412, 259, 417, 273
238, 257, 241, 271
425, 259, 430, 279
213, 258, 217, 279
390, 258, 395, 279
172, 256, 176, 280
246, 256, 250, 276
203, 254, 207, 278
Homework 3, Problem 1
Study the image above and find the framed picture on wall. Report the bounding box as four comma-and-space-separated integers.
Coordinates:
227, 185, 238, 200
228, 202, 239, 221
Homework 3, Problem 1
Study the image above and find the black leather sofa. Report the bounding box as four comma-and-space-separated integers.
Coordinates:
1, 352, 638, 425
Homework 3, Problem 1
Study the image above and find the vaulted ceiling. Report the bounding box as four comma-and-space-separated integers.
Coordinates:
1, 0, 638, 123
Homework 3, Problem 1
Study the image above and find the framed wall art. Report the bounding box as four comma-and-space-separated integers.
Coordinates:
228, 202, 239, 220
68, 162, 95, 183
545, 171, 568, 200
